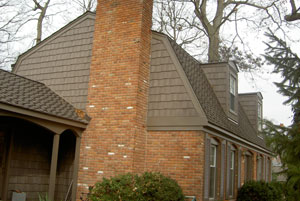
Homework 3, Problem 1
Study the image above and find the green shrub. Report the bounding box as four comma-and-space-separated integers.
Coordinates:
237, 180, 284, 201
88, 172, 185, 201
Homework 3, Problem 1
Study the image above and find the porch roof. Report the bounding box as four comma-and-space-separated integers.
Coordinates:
0, 69, 89, 125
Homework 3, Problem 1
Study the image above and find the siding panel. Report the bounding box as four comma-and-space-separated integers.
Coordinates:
148, 38, 198, 117
15, 16, 95, 110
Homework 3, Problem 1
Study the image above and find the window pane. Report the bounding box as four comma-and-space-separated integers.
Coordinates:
209, 145, 217, 198
257, 158, 261, 180
230, 93, 235, 111
229, 150, 235, 196
209, 167, 216, 198
210, 146, 216, 167
230, 75, 236, 95
245, 155, 252, 181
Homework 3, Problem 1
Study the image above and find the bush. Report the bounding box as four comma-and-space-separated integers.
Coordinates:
88, 172, 185, 201
237, 180, 284, 201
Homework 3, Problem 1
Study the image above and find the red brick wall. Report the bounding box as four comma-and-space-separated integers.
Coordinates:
77, 0, 153, 197
145, 130, 205, 200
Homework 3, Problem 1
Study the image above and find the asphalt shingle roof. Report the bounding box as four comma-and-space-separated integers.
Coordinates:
0, 69, 89, 124
168, 38, 267, 149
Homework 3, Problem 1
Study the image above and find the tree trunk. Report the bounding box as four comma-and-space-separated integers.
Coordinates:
33, 0, 50, 44
36, 15, 43, 43
208, 31, 220, 62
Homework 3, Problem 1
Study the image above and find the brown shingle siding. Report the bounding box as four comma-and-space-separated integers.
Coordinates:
148, 37, 199, 119
167, 37, 268, 149
15, 16, 94, 110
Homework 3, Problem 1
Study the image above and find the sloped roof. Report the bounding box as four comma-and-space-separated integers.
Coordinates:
168, 38, 267, 149
0, 69, 89, 124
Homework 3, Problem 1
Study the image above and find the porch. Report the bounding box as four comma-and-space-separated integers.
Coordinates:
0, 69, 88, 201
0, 114, 83, 201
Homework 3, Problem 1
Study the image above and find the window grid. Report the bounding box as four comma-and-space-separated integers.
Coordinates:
258, 103, 263, 131
230, 75, 236, 111
229, 150, 235, 197
209, 145, 217, 199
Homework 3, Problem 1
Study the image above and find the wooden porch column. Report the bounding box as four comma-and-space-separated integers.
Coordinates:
71, 136, 81, 201
48, 134, 60, 201
2, 131, 14, 201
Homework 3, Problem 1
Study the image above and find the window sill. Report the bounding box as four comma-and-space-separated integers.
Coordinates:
229, 109, 237, 115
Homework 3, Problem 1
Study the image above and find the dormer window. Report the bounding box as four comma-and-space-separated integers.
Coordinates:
258, 102, 262, 131
230, 75, 236, 111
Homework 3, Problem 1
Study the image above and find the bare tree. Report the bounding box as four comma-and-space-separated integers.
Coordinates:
153, 0, 275, 70
153, 0, 205, 49
285, 0, 300, 21
189, 0, 283, 62
73, 0, 97, 13
32, 0, 51, 44
0, 0, 31, 69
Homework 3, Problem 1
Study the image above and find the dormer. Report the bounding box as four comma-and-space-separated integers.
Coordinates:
201, 61, 239, 122
238, 92, 263, 133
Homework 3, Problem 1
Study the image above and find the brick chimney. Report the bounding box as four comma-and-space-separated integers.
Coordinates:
78, 0, 153, 195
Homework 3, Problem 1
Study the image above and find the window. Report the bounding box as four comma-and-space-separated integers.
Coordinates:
257, 156, 262, 180
258, 103, 263, 131
209, 145, 217, 199
229, 149, 235, 197
244, 152, 253, 182
230, 75, 236, 111
266, 158, 270, 181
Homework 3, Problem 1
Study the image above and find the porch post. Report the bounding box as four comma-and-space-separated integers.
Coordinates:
2, 131, 14, 201
71, 136, 81, 201
49, 134, 60, 201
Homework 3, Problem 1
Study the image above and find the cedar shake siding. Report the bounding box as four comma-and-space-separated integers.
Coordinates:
201, 62, 239, 122
148, 33, 207, 130
239, 93, 263, 133
13, 12, 95, 111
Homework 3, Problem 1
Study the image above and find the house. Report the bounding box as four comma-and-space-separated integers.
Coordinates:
0, 1, 272, 201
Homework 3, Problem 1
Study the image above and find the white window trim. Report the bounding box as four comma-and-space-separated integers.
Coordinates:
229, 74, 237, 112
209, 142, 218, 199
229, 144, 236, 198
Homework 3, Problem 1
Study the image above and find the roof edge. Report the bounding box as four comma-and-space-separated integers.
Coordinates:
0, 102, 88, 128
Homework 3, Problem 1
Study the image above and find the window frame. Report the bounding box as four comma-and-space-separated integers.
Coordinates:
228, 147, 236, 198
266, 157, 270, 182
244, 151, 253, 182
258, 102, 263, 131
209, 139, 219, 200
256, 155, 262, 181
229, 74, 237, 112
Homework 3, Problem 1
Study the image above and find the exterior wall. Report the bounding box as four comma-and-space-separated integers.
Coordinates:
149, 38, 198, 117
201, 62, 238, 122
204, 132, 271, 201
145, 130, 205, 200
14, 15, 95, 110
78, 0, 153, 198
8, 129, 52, 201
0, 130, 5, 197
239, 93, 262, 133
